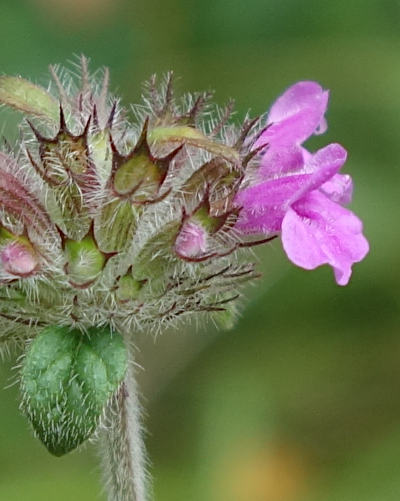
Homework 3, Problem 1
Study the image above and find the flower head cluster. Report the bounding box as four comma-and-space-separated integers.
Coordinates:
0, 61, 368, 355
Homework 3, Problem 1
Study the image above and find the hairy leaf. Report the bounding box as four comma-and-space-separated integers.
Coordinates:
21, 325, 127, 456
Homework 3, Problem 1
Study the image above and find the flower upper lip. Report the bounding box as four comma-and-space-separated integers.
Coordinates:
255, 81, 329, 149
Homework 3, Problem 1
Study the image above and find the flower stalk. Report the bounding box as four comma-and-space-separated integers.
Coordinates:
100, 356, 148, 501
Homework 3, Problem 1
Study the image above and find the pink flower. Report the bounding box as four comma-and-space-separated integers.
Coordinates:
235, 82, 369, 285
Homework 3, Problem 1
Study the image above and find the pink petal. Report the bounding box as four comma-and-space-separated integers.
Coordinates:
235, 174, 309, 212
315, 117, 328, 135
256, 82, 329, 147
281, 191, 369, 285
259, 145, 305, 180
237, 144, 346, 214
258, 108, 326, 147
320, 173, 353, 204
300, 147, 313, 163
268, 81, 329, 124
291, 143, 347, 203
235, 207, 281, 234
234, 174, 311, 233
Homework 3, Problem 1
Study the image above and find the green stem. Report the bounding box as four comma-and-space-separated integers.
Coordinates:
100, 358, 149, 501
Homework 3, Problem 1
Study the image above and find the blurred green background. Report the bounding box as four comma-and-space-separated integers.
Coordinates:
0, 0, 399, 500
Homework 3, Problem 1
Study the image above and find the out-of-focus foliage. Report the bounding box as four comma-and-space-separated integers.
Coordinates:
0, 0, 399, 499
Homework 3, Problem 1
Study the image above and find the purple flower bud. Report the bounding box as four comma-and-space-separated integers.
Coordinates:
1, 241, 38, 277
174, 222, 207, 259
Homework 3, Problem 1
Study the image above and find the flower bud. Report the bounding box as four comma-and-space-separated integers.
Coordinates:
174, 196, 234, 261
0, 226, 38, 277
174, 221, 207, 259
1, 240, 38, 277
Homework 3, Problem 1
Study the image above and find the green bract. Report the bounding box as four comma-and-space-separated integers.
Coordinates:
0, 76, 59, 120
21, 325, 127, 456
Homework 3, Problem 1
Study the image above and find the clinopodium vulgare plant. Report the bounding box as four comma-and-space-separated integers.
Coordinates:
0, 57, 368, 500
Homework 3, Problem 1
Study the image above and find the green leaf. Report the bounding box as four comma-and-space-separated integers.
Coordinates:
21, 325, 127, 456
0, 76, 59, 121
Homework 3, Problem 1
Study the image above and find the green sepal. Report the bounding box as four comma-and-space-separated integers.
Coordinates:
40, 132, 89, 179
192, 205, 227, 234
47, 183, 92, 241
113, 153, 160, 196
133, 221, 180, 281
20, 325, 127, 456
94, 199, 137, 253
0, 226, 33, 249
212, 303, 238, 330
0, 76, 59, 121
64, 233, 105, 286
116, 274, 145, 302
0, 225, 16, 243
88, 131, 112, 184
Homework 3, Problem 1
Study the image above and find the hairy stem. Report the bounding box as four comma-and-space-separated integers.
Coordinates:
100, 359, 149, 501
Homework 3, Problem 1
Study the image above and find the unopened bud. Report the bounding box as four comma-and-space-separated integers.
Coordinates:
1, 240, 38, 276
174, 222, 207, 259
